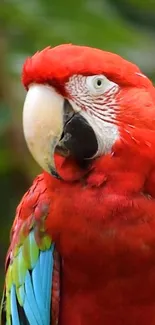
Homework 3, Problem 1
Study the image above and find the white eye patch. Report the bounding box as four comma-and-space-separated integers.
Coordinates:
86, 75, 117, 96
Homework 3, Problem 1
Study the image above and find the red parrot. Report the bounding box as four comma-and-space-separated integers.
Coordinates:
1, 44, 155, 325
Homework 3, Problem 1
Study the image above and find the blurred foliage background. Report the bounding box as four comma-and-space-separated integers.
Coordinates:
0, 0, 155, 295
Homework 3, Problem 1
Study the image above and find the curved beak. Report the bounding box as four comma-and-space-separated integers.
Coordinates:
23, 84, 64, 177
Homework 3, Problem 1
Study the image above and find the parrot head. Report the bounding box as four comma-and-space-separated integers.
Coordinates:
22, 44, 155, 179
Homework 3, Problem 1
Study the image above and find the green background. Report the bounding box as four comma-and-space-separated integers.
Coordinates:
0, 0, 155, 296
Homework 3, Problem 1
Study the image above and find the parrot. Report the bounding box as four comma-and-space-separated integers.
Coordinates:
1, 43, 155, 325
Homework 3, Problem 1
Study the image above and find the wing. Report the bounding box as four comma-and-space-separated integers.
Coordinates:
0, 174, 60, 325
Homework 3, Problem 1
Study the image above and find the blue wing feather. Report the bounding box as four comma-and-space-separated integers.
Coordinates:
5, 236, 55, 325
32, 259, 45, 317
10, 286, 20, 325
24, 270, 43, 324
45, 247, 54, 311
24, 245, 54, 325
24, 295, 39, 325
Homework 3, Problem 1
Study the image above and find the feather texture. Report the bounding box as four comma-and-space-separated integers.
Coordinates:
0, 174, 60, 325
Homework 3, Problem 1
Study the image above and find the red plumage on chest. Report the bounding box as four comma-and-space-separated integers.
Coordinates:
42, 150, 155, 325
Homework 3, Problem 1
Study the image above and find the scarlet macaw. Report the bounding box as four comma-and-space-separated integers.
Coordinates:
1, 44, 155, 325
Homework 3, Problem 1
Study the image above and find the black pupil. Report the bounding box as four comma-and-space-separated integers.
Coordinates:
97, 79, 102, 86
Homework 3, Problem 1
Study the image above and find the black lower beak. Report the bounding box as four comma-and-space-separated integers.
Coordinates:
56, 100, 98, 166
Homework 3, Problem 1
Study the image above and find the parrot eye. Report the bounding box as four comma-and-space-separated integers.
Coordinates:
86, 75, 117, 95
93, 77, 104, 89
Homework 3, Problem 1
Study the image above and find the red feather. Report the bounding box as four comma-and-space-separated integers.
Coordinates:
22, 44, 152, 93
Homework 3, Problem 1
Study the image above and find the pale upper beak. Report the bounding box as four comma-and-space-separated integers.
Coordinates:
23, 84, 65, 176
23, 84, 98, 178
